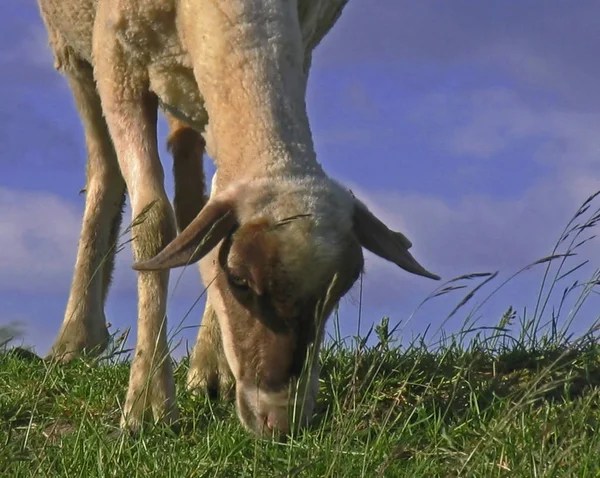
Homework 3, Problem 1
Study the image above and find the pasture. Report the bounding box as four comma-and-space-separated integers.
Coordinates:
2, 193, 600, 477
2, 321, 600, 476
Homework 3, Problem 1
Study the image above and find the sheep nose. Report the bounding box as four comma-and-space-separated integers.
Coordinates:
265, 411, 290, 436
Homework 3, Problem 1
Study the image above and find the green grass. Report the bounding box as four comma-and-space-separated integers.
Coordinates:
3, 193, 600, 477
1, 325, 600, 477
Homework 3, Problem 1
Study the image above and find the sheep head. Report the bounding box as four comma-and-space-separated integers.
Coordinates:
133, 176, 439, 438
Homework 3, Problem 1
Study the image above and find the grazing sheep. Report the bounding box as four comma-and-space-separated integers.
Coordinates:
37, 0, 439, 437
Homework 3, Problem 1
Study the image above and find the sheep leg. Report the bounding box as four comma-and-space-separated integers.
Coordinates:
93, 35, 178, 432
165, 114, 207, 233
48, 59, 126, 362
165, 115, 234, 398
186, 299, 234, 399
110, 92, 178, 430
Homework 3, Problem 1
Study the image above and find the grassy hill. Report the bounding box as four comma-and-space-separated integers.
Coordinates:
2, 318, 600, 477
3, 194, 600, 477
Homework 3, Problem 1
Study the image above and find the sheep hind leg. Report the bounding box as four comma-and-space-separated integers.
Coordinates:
48, 59, 126, 363
165, 114, 206, 233
164, 115, 234, 399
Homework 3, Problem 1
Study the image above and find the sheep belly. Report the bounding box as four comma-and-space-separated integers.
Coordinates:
149, 61, 209, 132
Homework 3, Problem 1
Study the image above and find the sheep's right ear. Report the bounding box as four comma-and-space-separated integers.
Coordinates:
352, 198, 440, 280
133, 199, 237, 271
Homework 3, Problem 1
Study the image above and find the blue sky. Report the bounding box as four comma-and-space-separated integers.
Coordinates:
2, 1, 600, 356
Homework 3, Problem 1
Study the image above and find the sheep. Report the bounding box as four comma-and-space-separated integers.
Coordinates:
37, 0, 440, 438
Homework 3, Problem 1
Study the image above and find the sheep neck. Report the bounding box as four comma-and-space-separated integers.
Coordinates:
179, 0, 323, 182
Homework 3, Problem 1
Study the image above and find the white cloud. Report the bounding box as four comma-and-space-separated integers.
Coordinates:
0, 187, 204, 298
414, 88, 600, 168
346, 86, 600, 286
0, 188, 81, 292
0, 187, 135, 294
353, 182, 563, 275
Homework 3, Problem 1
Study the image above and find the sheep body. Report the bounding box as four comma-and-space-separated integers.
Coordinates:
39, 0, 345, 138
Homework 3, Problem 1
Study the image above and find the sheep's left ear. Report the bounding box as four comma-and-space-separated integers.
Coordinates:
352, 198, 440, 280
133, 198, 237, 271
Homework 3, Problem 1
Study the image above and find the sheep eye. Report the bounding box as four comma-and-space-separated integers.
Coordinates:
229, 274, 249, 290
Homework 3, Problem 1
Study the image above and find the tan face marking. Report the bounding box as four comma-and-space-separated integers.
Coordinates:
213, 217, 364, 435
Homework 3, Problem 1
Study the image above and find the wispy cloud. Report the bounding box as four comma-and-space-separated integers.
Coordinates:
0, 187, 204, 300
0, 188, 81, 292
316, 1, 600, 110
348, 83, 600, 277
414, 88, 600, 168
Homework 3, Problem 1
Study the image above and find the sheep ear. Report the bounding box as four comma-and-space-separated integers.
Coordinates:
133, 199, 237, 271
352, 198, 440, 280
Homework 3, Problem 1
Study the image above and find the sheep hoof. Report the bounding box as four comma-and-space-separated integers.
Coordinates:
46, 319, 110, 363
186, 362, 234, 401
